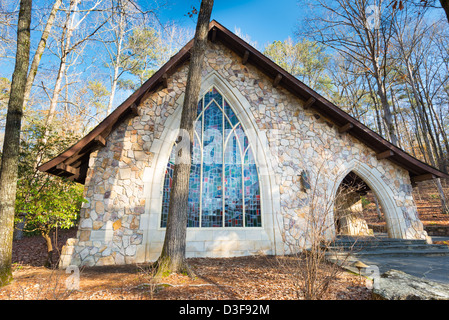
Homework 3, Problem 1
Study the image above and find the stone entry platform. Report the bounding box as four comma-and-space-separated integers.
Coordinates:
324, 233, 449, 286
325, 233, 449, 257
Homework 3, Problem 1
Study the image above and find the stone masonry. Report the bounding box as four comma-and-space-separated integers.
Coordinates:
60, 40, 427, 268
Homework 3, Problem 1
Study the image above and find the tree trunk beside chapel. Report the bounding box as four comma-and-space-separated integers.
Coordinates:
157, 0, 214, 274
0, 0, 32, 287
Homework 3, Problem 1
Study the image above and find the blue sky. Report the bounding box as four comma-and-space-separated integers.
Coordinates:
154, 0, 303, 49
0, 0, 305, 112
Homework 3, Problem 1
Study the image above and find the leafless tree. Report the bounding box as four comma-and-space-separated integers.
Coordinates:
391, 7, 449, 212
33, 0, 111, 167
99, 0, 151, 115
22, 0, 62, 109
0, 0, 17, 59
300, 0, 400, 145
0, 0, 32, 287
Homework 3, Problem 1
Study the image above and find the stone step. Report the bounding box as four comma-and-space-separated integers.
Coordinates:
326, 248, 449, 257
323, 234, 449, 257
326, 243, 449, 252
327, 239, 428, 246
325, 238, 429, 248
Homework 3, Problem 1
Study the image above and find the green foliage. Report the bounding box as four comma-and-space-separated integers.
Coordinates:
118, 26, 166, 90
0, 267, 12, 287
263, 38, 333, 96
86, 80, 110, 120
0, 77, 10, 107
14, 123, 86, 237
361, 196, 371, 208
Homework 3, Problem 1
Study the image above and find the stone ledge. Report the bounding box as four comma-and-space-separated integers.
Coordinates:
425, 225, 449, 237
373, 269, 449, 300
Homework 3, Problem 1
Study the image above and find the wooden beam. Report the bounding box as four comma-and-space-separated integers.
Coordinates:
273, 74, 282, 88
376, 150, 394, 160
65, 153, 91, 169
242, 50, 250, 65
161, 73, 168, 88
303, 97, 316, 110
338, 123, 354, 134
129, 103, 139, 117
94, 135, 106, 147
56, 163, 79, 176
411, 173, 436, 183
211, 28, 217, 42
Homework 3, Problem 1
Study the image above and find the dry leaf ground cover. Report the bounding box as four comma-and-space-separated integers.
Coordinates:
0, 229, 372, 300
2, 180, 447, 302
0, 257, 372, 300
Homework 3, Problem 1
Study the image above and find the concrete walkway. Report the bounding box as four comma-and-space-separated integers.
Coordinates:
327, 235, 449, 285
357, 254, 449, 284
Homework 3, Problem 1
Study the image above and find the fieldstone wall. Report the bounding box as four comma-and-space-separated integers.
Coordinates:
425, 225, 449, 237
65, 63, 190, 267
60, 40, 426, 268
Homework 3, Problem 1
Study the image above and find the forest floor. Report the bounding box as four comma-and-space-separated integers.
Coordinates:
1, 180, 447, 301
0, 228, 371, 300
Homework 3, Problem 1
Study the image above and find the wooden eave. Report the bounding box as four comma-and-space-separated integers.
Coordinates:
38, 20, 449, 184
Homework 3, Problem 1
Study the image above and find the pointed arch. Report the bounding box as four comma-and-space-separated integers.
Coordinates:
160, 86, 262, 228
142, 72, 282, 261
331, 159, 408, 239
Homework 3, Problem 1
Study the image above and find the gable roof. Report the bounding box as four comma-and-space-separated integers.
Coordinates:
38, 20, 449, 184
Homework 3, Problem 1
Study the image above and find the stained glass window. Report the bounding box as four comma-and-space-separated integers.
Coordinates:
161, 87, 261, 228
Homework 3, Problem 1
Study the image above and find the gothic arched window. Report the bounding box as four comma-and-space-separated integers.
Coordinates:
161, 87, 261, 228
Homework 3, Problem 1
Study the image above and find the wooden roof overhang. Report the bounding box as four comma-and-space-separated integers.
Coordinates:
38, 20, 449, 185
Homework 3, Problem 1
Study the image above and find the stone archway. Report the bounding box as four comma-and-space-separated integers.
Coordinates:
334, 171, 382, 237
331, 160, 423, 240
141, 71, 283, 261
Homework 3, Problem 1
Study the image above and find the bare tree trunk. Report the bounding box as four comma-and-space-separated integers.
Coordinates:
403, 61, 449, 212
373, 193, 383, 220
390, 87, 402, 149
401, 110, 416, 157
42, 232, 54, 268
44, 0, 78, 134
428, 101, 449, 170
107, 44, 122, 115
375, 76, 398, 145
0, 0, 32, 287
156, 0, 214, 275
366, 74, 384, 136
435, 178, 449, 214
22, 0, 62, 109
106, 2, 125, 115
35, 0, 107, 167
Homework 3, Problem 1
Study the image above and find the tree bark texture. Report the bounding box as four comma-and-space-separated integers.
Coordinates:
23, 0, 62, 110
158, 0, 214, 274
42, 232, 54, 268
0, 0, 32, 287
374, 69, 399, 146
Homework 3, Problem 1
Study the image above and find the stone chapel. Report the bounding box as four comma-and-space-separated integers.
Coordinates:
38, 21, 449, 268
